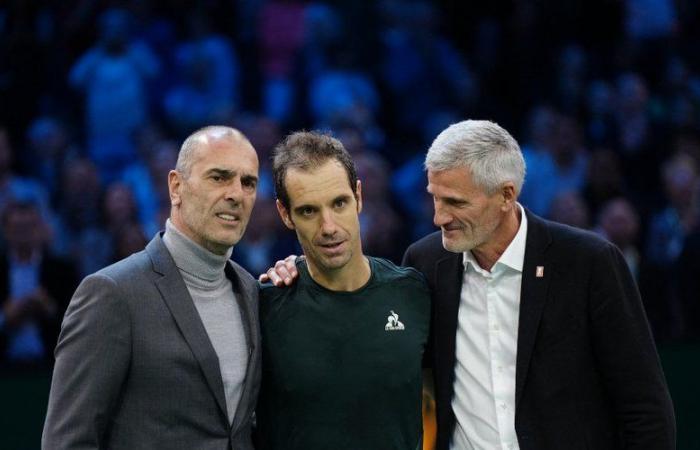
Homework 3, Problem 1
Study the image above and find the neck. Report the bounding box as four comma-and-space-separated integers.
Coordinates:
307, 252, 371, 292
471, 205, 521, 272
163, 219, 231, 282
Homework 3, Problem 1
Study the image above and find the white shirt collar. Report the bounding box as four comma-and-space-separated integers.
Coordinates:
463, 203, 528, 273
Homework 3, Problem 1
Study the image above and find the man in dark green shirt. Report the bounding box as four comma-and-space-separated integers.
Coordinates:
257, 131, 430, 450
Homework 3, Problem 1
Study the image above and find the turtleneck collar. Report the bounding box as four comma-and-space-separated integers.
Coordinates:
162, 219, 232, 282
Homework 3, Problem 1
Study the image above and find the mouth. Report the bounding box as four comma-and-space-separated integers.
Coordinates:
317, 240, 346, 255
215, 212, 240, 224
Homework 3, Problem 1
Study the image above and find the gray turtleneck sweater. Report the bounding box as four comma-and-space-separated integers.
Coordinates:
162, 220, 249, 425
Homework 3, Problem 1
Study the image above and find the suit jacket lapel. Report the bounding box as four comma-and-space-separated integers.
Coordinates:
434, 253, 463, 395
227, 262, 257, 433
515, 210, 552, 408
146, 236, 229, 422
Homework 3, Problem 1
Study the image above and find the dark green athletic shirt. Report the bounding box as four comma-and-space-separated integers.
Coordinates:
257, 256, 431, 450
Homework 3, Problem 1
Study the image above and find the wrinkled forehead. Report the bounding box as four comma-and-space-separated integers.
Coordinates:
286, 161, 354, 206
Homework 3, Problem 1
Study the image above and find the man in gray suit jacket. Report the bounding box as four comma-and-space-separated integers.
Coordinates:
42, 126, 262, 450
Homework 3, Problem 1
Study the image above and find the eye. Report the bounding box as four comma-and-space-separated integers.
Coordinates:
242, 178, 257, 190
334, 198, 347, 209
300, 206, 315, 216
446, 198, 468, 207
211, 175, 223, 182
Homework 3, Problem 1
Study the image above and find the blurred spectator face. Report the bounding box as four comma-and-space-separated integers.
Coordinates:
598, 198, 639, 248
304, 3, 342, 46
548, 192, 590, 229
586, 80, 614, 116
336, 125, 366, 156
148, 140, 178, 181
184, 51, 210, 88
245, 195, 285, 241
241, 116, 281, 164
526, 106, 557, 150
668, 96, 695, 128
587, 149, 624, 194
63, 159, 101, 198
3, 203, 47, 252
60, 159, 102, 228
134, 124, 166, 160
27, 117, 68, 159
560, 45, 587, 78
665, 56, 689, 90
551, 116, 583, 165
104, 183, 137, 226
674, 133, 700, 163
558, 45, 587, 96
355, 153, 388, 199
99, 9, 130, 54
409, 1, 438, 37
115, 222, 147, 260
662, 153, 699, 207
617, 73, 649, 114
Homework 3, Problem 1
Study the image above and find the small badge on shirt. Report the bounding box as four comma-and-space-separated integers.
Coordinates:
536, 266, 544, 278
385, 310, 405, 331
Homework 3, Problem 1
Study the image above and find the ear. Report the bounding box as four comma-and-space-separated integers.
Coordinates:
500, 181, 516, 211
168, 170, 182, 207
276, 199, 295, 230
355, 179, 363, 214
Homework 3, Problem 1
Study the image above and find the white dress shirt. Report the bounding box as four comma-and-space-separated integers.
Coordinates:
451, 204, 527, 450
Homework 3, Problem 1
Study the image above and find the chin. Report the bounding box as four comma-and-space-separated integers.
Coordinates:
321, 255, 352, 271
441, 237, 471, 254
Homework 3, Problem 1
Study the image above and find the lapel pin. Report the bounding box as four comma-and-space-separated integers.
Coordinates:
536, 266, 544, 278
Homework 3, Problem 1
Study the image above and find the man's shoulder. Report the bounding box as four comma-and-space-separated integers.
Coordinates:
95, 249, 152, 282
405, 231, 447, 259
370, 256, 428, 291
258, 277, 296, 304
532, 212, 612, 257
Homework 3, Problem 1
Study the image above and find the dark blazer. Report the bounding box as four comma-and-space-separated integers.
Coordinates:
403, 209, 675, 450
42, 234, 261, 450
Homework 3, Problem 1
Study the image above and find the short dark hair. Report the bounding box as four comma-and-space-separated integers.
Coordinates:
273, 131, 358, 209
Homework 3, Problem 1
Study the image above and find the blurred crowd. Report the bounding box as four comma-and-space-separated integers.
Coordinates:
1, 0, 700, 369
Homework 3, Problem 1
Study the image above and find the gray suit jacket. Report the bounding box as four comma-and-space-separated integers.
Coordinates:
42, 234, 261, 450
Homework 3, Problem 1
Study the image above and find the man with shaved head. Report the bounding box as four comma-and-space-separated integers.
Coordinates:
43, 126, 262, 450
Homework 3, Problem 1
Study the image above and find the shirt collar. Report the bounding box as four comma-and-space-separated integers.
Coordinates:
462, 203, 528, 273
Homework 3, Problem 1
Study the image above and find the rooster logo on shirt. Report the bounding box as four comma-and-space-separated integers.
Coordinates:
385, 310, 405, 331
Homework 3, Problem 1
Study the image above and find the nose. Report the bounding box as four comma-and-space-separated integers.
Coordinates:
433, 201, 451, 227
224, 179, 243, 204
320, 210, 338, 237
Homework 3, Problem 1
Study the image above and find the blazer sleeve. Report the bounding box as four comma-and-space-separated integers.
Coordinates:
588, 242, 676, 449
402, 245, 435, 369
42, 273, 132, 450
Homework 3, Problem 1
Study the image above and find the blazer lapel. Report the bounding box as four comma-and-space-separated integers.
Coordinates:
146, 236, 229, 422
434, 253, 463, 392
515, 210, 552, 408
227, 262, 257, 433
